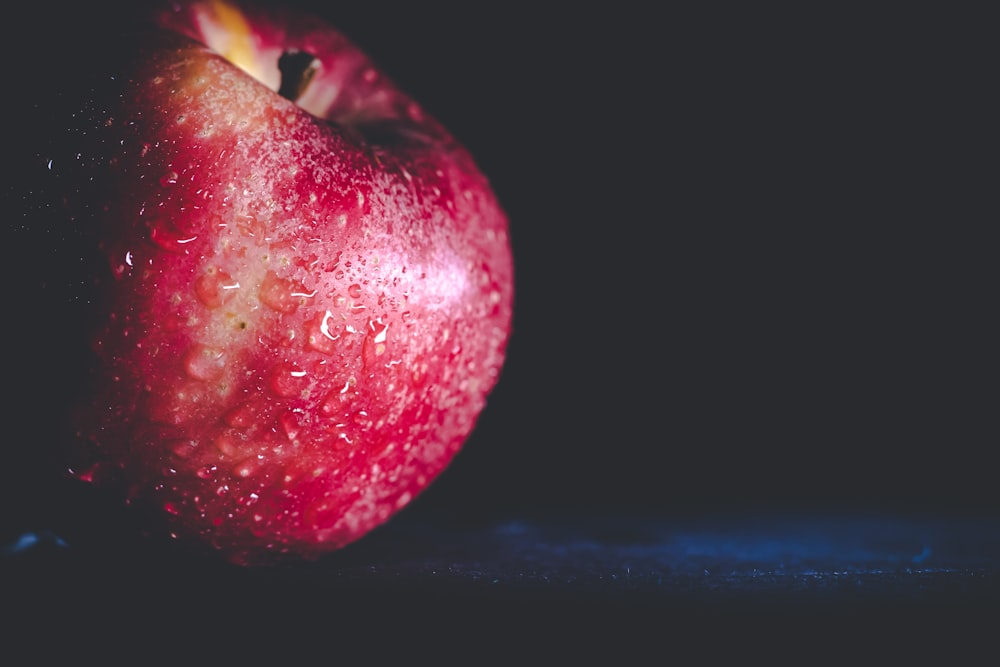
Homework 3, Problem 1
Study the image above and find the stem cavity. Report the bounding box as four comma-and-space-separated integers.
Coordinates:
278, 50, 319, 102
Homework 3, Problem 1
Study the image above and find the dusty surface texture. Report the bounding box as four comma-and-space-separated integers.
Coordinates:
5, 508, 997, 645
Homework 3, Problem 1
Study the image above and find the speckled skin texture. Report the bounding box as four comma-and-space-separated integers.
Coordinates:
62, 0, 512, 564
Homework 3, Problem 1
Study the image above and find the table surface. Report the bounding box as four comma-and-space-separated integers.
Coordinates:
4, 507, 997, 659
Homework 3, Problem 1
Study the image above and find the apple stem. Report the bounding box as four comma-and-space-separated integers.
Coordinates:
278, 50, 319, 102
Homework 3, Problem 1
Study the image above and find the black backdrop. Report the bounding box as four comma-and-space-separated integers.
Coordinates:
3, 1, 995, 547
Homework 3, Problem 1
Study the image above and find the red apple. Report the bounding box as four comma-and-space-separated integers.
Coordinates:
51, 0, 513, 565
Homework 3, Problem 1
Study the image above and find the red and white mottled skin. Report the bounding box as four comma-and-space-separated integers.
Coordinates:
69, 0, 513, 564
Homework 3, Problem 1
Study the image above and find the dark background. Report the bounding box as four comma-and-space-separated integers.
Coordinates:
3, 1, 994, 548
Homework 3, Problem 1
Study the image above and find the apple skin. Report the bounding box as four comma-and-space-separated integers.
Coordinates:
53, 0, 513, 565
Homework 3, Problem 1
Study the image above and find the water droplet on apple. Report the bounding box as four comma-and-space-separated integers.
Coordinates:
269, 362, 308, 398
259, 271, 307, 313
169, 439, 198, 458
233, 458, 258, 479
352, 410, 370, 429
306, 310, 341, 354
196, 465, 218, 480
148, 218, 198, 253
160, 171, 179, 187
362, 319, 389, 369
348, 283, 362, 298
215, 434, 240, 457
111, 249, 135, 279
279, 411, 302, 441
370, 319, 389, 344
326, 250, 343, 270
320, 392, 341, 417
224, 403, 255, 429
321, 377, 357, 415
195, 268, 239, 308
